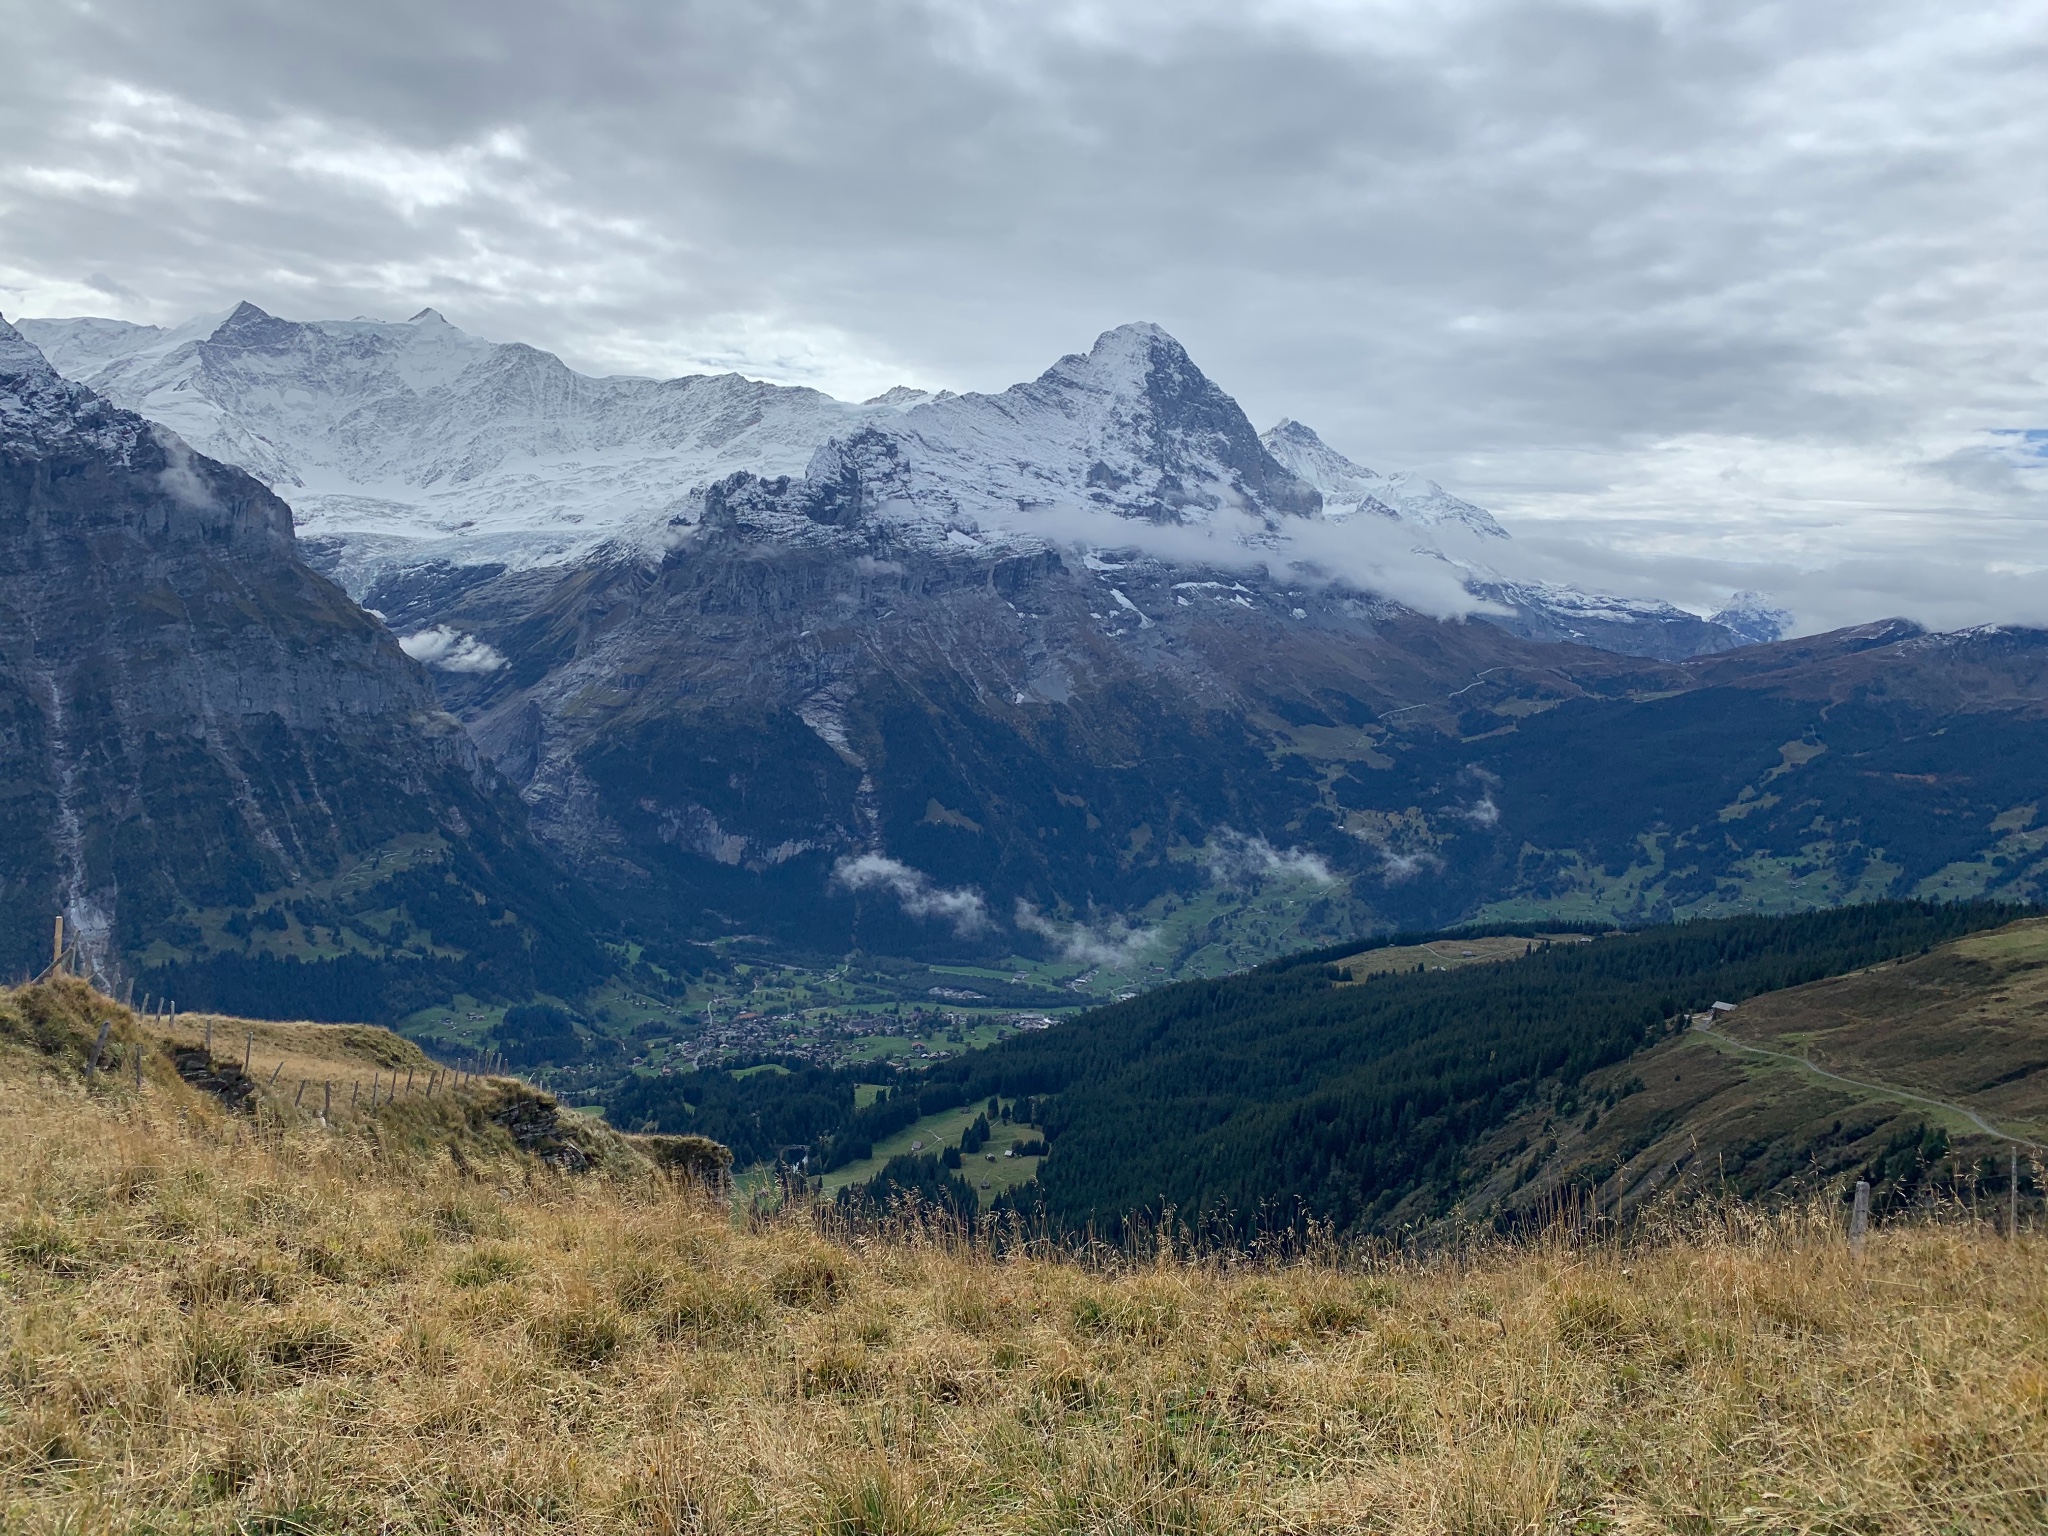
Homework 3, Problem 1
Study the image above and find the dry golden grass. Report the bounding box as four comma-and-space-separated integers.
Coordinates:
2, 980, 2045, 1534
155, 1009, 437, 1101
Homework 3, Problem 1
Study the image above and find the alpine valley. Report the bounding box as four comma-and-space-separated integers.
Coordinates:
9, 303, 2048, 1052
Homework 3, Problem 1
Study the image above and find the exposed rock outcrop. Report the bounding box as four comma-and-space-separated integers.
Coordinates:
0, 314, 603, 999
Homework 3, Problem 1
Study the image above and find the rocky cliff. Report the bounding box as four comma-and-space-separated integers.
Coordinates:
0, 316, 601, 1009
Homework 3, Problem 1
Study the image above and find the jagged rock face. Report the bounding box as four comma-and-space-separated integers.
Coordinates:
393, 473, 2048, 958
383, 466, 1669, 955
0, 316, 598, 994
839, 322, 1323, 528
22, 304, 2041, 971
24, 304, 1767, 663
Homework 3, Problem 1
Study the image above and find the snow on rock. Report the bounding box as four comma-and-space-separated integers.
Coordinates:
1709, 591, 1793, 646
0, 312, 152, 462
1262, 419, 1505, 537
19, 302, 906, 584
22, 304, 1754, 656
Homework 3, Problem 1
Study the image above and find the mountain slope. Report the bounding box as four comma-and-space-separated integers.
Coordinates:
1464, 915, 2048, 1225
0, 314, 604, 1013
863, 902, 2028, 1236
25, 306, 1761, 658
23, 305, 2033, 989
8, 977, 2044, 1535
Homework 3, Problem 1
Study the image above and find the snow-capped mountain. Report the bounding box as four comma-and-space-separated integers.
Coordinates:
1, 310, 159, 464
1710, 592, 1798, 648
18, 302, 931, 578
26, 304, 1777, 659
12, 305, 2036, 992
1260, 419, 1778, 659
26, 308, 1320, 563
1261, 418, 1507, 539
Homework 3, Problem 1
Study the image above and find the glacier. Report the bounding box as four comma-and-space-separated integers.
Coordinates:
20, 303, 1779, 656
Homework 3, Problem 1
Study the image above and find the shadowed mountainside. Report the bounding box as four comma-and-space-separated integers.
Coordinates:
0, 314, 605, 1010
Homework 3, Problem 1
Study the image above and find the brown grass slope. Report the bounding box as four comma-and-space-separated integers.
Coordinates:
0, 978, 701, 1181
1470, 919, 2048, 1226
2, 979, 2047, 1532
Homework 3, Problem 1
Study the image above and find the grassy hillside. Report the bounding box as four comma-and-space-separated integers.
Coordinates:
0, 977, 664, 1179
4, 980, 2048, 1532
894, 902, 2028, 1237
1471, 917, 2048, 1226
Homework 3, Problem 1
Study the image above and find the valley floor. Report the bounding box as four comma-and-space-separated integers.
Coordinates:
2, 984, 2045, 1533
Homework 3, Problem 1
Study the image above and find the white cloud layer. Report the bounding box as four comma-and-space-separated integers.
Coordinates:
832, 854, 990, 936
1202, 829, 1338, 887
1014, 901, 1159, 967
2, 0, 2043, 630
397, 625, 507, 673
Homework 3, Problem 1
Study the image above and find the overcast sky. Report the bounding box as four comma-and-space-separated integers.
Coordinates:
3, 0, 2044, 632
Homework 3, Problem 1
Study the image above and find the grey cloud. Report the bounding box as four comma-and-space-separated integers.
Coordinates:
2, 0, 2043, 629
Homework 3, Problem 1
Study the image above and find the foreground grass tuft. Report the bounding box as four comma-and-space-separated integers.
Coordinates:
0, 986, 2044, 1531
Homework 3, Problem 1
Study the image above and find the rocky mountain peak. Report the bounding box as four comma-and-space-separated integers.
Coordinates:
207, 300, 305, 349
1261, 418, 1505, 540
0, 313, 147, 460
1708, 591, 1794, 646
0, 312, 62, 386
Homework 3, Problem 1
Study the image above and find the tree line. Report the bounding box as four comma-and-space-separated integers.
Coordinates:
608, 901, 2029, 1229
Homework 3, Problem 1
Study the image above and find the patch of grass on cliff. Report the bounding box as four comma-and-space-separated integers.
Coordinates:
1, 987, 2045, 1532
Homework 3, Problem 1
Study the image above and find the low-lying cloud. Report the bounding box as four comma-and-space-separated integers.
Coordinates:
986, 502, 1500, 623
1014, 900, 1158, 967
1202, 829, 1338, 887
398, 625, 508, 673
832, 854, 989, 936
153, 428, 217, 512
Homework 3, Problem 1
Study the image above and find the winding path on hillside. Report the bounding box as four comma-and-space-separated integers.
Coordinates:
1698, 1025, 2046, 1150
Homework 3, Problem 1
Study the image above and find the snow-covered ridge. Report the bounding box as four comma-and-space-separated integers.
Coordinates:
18, 302, 929, 569
0, 312, 153, 462
1261, 418, 1507, 539
22, 303, 1783, 652
20, 305, 1332, 589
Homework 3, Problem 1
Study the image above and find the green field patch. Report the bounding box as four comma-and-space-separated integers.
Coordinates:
1333, 932, 1592, 982
819, 1104, 987, 1195
821, 1104, 1046, 1207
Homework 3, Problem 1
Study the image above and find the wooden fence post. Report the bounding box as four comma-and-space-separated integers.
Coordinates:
134, 1037, 144, 1087
203, 1018, 211, 1056
323, 1081, 332, 1119
269, 1060, 283, 1085
87, 1020, 111, 1076
52, 916, 64, 969
243, 1033, 252, 1075
1850, 1179, 1870, 1253
295, 1080, 306, 1108
350, 1081, 359, 1109
2011, 1150, 2020, 1242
